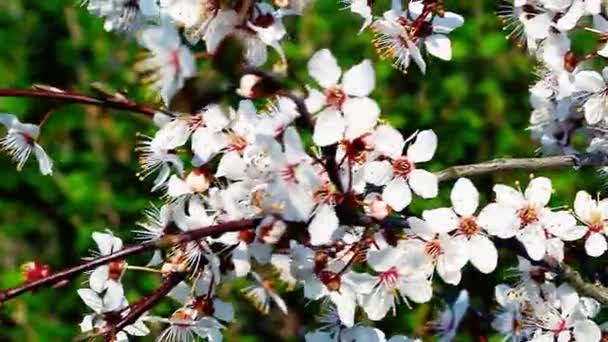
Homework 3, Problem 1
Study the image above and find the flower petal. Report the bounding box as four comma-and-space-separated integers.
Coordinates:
342, 97, 380, 140
408, 169, 438, 198
342, 59, 375, 97
307, 49, 341, 89
469, 235, 498, 273
312, 109, 346, 147
585, 232, 607, 257
382, 177, 412, 211
451, 177, 479, 216
406, 130, 437, 163
525, 177, 552, 206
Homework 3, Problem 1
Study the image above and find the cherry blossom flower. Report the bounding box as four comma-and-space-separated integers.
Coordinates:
361, 245, 433, 321
422, 178, 513, 273
0, 114, 53, 175
87, 232, 126, 294
492, 177, 584, 261
305, 49, 379, 147
371, 0, 464, 73
136, 24, 196, 106
365, 127, 438, 211
405, 217, 468, 285
573, 190, 608, 257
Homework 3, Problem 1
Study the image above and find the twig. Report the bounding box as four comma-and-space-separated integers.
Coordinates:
0, 88, 160, 117
0, 219, 257, 304
552, 260, 608, 304
434, 152, 608, 182
104, 272, 185, 340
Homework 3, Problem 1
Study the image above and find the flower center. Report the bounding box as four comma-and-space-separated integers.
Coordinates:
193, 295, 215, 316
588, 211, 605, 233
518, 204, 539, 226
228, 133, 248, 154
325, 87, 347, 108
108, 260, 126, 281
281, 164, 297, 183
425, 238, 443, 258
458, 217, 479, 238
189, 114, 205, 131
379, 266, 399, 287
341, 134, 373, 164
392, 157, 414, 178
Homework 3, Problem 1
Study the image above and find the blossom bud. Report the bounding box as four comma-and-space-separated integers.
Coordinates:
237, 74, 264, 99
21, 261, 51, 282
186, 168, 211, 193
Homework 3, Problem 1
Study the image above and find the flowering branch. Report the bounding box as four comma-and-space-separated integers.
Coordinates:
0, 219, 257, 305
103, 272, 185, 340
434, 151, 608, 182
0, 88, 160, 117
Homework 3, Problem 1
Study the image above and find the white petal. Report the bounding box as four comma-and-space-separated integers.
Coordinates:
400, 279, 433, 303
382, 177, 412, 211
283, 126, 307, 164
77, 288, 103, 314
525, 177, 552, 206
422, 208, 459, 234
583, 95, 606, 124
517, 224, 546, 261
469, 235, 498, 273
342, 59, 375, 97
424, 34, 452, 61
555, 0, 585, 32
308, 205, 339, 246
575, 70, 606, 93
585, 233, 607, 257
216, 152, 247, 180
373, 125, 405, 158
408, 169, 438, 198
451, 177, 478, 216
364, 161, 393, 186
305, 87, 326, 113
330, 291, 356, 327
432, 12, 465, 34
33, 143, 53, 175
343, 97, 380, 139
574, 190, 594, 220
103, 281, 125, 311
312, 109, 346, 146
92, 232, 122, 255
89, 266, 110, 293
167, 175, 191, 197
307, 49, 341, 89
406, 130, 437, 163
573, 320, 601, 342
478, 203, 518, 238
213, 299, 235, 322
493, 184, 525, 208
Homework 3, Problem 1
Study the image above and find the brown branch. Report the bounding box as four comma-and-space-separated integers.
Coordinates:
550, 259, 608, 305
0, 219, 257, 304
434, 152, 608, 182
104, 272, 185, 340
0, 88, 160, 117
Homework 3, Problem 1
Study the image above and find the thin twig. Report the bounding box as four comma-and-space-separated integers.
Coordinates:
0, 88, 160, 116
0, 219, 257, 304
434, 152, 608, 182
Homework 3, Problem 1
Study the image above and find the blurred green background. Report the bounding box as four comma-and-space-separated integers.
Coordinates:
0, 0, 604, 341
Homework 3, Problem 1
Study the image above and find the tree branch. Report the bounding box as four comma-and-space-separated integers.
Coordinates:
0, 88, 160, 117
434, 152, 608, 182
0, 219, 257, 304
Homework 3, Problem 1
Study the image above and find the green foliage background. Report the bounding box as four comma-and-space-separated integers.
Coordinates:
0, 1, 603, 341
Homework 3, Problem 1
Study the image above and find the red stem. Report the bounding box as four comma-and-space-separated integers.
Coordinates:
0, 88, 159, 116
0, 219, 257, 304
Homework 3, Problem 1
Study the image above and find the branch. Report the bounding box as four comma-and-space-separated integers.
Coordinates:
0, 219, 257, 304
105, 272, 185, 340
434, 152, 608, 182
494, 238, 608, 305
553, 260, 608, 305
0, 88, 160, 117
